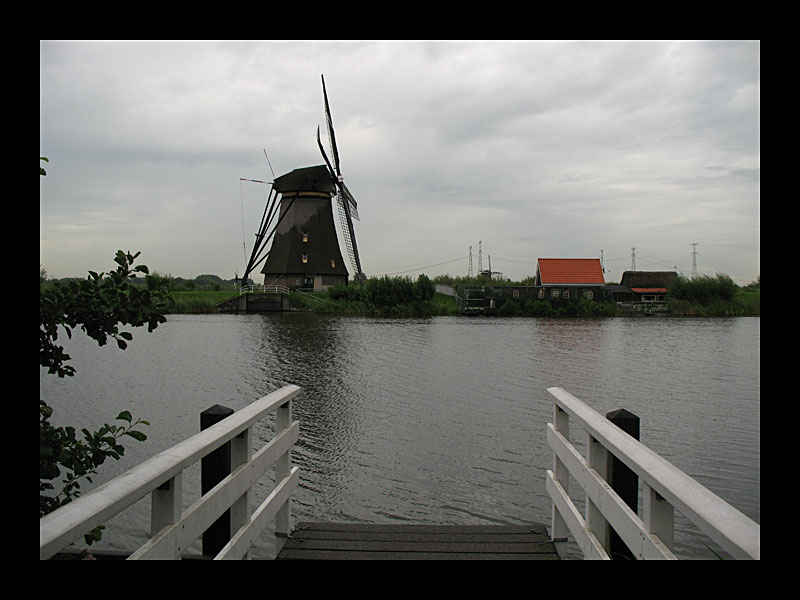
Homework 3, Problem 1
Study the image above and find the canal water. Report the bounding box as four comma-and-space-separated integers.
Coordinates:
40, 314, 760, 559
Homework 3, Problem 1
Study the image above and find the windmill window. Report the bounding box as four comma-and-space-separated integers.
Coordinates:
302, 232, 309, 243
331, 258, 336, 268
302, 253, 308, 264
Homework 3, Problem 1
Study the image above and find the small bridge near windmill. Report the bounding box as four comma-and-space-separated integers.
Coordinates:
40, 385, 759, 560
216, 285, 292, 313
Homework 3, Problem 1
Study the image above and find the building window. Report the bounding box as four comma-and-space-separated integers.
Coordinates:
302, 232, 309, 243
538, 288, 545, 299
302, 253, 308, 264
564, 290, 570, 299
585, 290, 594, 300
513, 289, 520, 299
551, 289, 561, 299
331, 258, 336, 268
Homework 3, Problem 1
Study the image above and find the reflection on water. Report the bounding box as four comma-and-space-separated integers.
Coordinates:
40, 314, 759, 559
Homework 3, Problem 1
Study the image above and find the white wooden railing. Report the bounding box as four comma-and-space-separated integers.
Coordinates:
545, 386, 760, 560
40, 385, 301, 560
240, 284, 290, 295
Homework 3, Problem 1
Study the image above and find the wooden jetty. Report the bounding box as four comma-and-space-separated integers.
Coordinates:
276, 521, 559, 560
40, 385, 760, 560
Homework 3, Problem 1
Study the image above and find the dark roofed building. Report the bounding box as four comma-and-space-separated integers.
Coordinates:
619, 271, 677, 303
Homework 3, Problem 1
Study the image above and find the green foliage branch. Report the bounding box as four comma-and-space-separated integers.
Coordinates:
40, 250, 174, 377
40, 249, 174, 545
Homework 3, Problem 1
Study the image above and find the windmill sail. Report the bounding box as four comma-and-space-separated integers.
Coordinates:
341, 182, 359, 221
320, 74, 364, 282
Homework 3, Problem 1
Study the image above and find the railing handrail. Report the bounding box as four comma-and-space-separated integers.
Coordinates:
546, 386, 759, 560
40, 385, 301, 560
240, 284, 291, 295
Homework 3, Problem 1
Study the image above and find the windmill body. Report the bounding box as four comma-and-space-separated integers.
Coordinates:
260, 165, 349, 290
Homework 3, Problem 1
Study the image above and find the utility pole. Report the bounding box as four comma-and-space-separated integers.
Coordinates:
691, 242, 698, 279
468, 246, 473, 278
631, 247, 636, 271
600, 249, 605, 273
478, 241, 483, 274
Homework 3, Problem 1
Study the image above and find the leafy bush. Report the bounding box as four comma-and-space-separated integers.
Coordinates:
668, 273, 738, 304
499, 299, 521, 316
416, 274, 435, 302
326, 274, 436, 315
524, 299, 554, 316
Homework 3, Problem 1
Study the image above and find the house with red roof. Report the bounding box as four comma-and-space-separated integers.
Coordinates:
534, 258, 606, 301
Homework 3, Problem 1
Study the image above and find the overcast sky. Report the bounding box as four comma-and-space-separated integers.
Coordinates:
40, 40, 760, 285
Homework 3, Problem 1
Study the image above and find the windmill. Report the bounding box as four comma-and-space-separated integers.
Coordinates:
240, 75, 365, 290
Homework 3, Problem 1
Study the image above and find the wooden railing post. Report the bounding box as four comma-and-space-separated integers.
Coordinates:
201, 404, 234, 557
644, 483, 675, 551
229, 426, 253, 559
585, 434, 610, 554
150, 473, 183, 558
274, 399, 292, 554
606, 408, 640, 560
550, 405, 570, 543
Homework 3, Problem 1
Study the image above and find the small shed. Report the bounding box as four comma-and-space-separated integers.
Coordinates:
618, 271, 677, 303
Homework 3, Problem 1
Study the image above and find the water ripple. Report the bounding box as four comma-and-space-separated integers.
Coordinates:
40, 314, 759, 559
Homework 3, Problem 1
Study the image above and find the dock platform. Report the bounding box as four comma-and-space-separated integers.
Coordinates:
276, 521, 560, 560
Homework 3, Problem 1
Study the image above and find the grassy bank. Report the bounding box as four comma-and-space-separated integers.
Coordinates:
165, 288, 459, 315
288, 290, 459, 316
667, 274, 759, 316
167, 290, 239, 313
669, 288, 760, 316
165, 279, 759, 317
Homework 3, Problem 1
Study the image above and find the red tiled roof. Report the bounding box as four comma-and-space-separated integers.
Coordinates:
537, 258, 605, 285
631, 287, 667, 293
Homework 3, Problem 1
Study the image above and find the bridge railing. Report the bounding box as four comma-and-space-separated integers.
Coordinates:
545, 386, 759, 560
40, 385, 301, 560
240, 284, 291, 295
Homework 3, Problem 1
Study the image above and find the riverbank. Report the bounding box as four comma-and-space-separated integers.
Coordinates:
167, 290, 240, 313
166, 288, 759, 317
669, 287, 760, 317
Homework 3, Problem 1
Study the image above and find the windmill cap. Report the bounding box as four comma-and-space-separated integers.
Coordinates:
273, 165, 335, 194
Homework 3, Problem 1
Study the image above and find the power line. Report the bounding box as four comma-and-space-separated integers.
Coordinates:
379, 255, 467, 276
371, 251, 467, 275
488, 254, 538, 264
